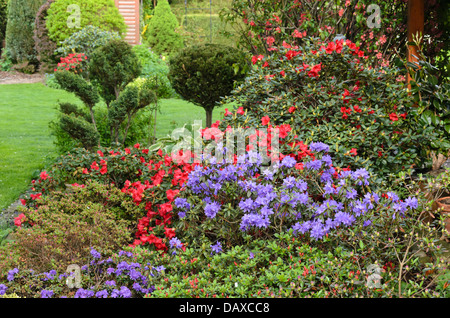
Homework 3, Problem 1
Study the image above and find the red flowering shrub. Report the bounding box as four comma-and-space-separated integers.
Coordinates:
19, 144, 196, 252
54, 53, 88, 76
220, 0, 449, 71
219, 38, 438, 180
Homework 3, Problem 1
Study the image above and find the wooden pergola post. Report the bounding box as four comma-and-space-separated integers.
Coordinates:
406, 0, 424, 90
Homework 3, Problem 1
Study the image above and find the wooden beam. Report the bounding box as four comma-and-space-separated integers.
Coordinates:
406, 0, 424, 89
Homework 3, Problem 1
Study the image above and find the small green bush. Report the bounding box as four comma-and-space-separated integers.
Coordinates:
0, 181, 133, 274
168, 43, 249, 127
145, 0, 183, 57
46, 0, 126, 44
55, 25, 122, 59
132, 44, 176, 99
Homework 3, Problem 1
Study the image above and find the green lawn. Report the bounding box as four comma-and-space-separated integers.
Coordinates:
155, 98, 224, 138
0, 82, 226, 210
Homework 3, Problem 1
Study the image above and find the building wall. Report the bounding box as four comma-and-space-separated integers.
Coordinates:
114, 0, 140, 45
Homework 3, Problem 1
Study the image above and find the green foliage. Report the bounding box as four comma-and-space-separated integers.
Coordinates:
145, 0, 184, 57
55, 25, 122, 59
219, 38, 437, 181
404, 40, 450, 160
46, 0, 126, 44
4, 0, 45, 65
169, 43, 249, 126
33, 0, 58, 73
132, 44, 176, 99
89, 39, 142, 107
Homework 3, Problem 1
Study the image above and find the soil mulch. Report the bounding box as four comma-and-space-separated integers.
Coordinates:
0, 70, 45, 85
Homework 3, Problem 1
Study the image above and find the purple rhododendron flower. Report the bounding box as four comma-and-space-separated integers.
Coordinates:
0, 284, 8, 295
7, 268, 19, 282
40, 289, 54, 298
281, 156, 297, 168
205, 201, 221, 218
305, 159, 323, 171
309, 142, 329, 153
211, 241, 223, 254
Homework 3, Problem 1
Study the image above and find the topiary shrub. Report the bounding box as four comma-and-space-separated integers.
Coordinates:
145, 0, 183, 57
46, 0, 127, 44
89, 39, 142, 107
55, 25, 122, 60
33, 0, 58, 73
59, 113, 100, 150
168, 43, 249, 127
4, 0, 45, 66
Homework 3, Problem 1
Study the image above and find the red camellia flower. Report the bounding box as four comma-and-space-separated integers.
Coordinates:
261, 116, 270, 125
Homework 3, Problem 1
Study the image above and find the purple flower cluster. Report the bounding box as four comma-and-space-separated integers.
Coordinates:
175, 142, 420, 243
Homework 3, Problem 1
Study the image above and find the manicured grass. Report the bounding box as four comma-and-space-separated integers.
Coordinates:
154, 98, 224, 138
0, 83, 228, 210
0, 83, 80, 210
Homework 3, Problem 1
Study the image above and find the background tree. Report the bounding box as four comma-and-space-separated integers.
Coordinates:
0, 0, 7, 55
168, 43, 249, 127
145, 0, 183, 58
33, 0, 57, 73
46, 0, 127, 44
4, 0, 45, 67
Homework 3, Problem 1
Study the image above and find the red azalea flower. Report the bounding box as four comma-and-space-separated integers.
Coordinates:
236, 107, 245, 115
325, 41, 335, 54
288, 106, 296, 113
14, 213, 26, 227
389, 113, 399, 121
40, 171, 48, 180
224, 108, 232, 116
261, 116, 270, 125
